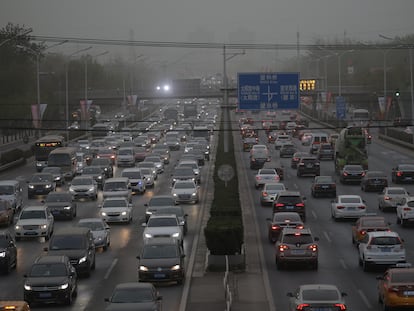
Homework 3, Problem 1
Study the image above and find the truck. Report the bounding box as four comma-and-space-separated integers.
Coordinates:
334, 126, 368, 174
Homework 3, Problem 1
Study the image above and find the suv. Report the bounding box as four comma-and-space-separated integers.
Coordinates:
137, 237, 185, 285
90, 158, 113, 178
275, 228, 319, 270
121, 168, 146, 194
273, 191, 306, 221
44, 227, 96, 277
102, 177, 132, 202
44, 191, 77, 220
23, 255, 77, 305
296, 156, 320, 177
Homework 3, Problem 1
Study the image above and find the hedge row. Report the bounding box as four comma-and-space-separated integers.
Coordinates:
0, 148, 32, 165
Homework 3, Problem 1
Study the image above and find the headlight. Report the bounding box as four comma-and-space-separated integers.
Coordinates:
138, 181, 142, 185
69, 188, 75, 194
87, 187, 95, 192
45, 184, 52, 189
101, 212, 107, 216
97, 176, 103, 180
79, 256, 87, 264
55, 177, 61, 181
63, 206, 71, 210
96, 236, 103, 242
173, 178, 177, 183
15, 225, 20, 230
172, 232, 180, 238
191, 192, 197, 197
40, 224, 47, 229
172, 193, 177, 197
146, 211, 152, 215
0, 251, 6, 257
24, 284, 32, 291
28, 185, 34, 189
121, 211, 127, 216
144, 233, 153, 238
59, 283, 69, 290
139, 265, 149, 271
171, 264, 181, 271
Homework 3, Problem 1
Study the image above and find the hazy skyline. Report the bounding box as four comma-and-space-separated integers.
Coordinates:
2, 0, 414, 76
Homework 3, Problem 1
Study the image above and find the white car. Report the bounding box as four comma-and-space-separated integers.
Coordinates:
171, 180, 199, 204
139, 168, 155, 188
274, 135, 292, 150
378, 187, 410, 212
77, 218, 110, 250
100, 197, 132, 223
254, 168, 280, 189
144, 155, 165, 174
14, 205, 54, 241
260, 182, 287, 206
121, 168, 146, 194
331, 195, 366, 221
142, 214, 183, 246
358, 231, 406, 271
396, 196, 414, 226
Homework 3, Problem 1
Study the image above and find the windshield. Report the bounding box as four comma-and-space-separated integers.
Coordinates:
103, 199, 127, 208
0, 186, 14, 195
83, 167, 102, 174
147, 217, 178, 227
30, 263, 67, 277
149, 197, 175, 206
103, 182, 127, 191
122, 172, 142, 179
142, 244, 179, 259
111, 287, 154, 303
50, 236, 86, 250
20, 210, 46, 219
48, 154, 71, 166
302, 289, 339, 301
72, 178, 93, 186
30, 174, 53, 182
174, 182, 195, 189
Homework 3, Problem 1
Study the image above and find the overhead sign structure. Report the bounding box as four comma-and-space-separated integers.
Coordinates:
238, 72, 299, 110
335, 96, 347, 120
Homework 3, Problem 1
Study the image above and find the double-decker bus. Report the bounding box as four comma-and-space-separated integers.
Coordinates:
33, 135, 65, 171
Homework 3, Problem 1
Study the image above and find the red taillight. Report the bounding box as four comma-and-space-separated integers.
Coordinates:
360, 230, 366, 235
397, 171, 403, 177
336, 205, 345, 209
334, 304, 347, 310
271, 224, 280, 230
296, 304, 310, 310
358, 205, 366, 209
262, 192, 268, 197
256, 176, 262, 180
293, 157, 299, 161
111, 155, 115, 159
308, 244, 318, 252
296, 203, 305, 207
342, 172, 348, 176
296, 224, 304, 229
361, 171, 366, 177
279, 244, 289, 252
384, 196, 391, 200
404, 207, 412, 211
275, 203, 285, 207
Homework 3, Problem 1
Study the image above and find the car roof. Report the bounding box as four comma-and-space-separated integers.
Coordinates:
366, 231, 400, 238
21, 205, 47, 211
282, 228, 312, 235
337, 195, 362, 199
34, 255, 69, 264
114, 282, 155, 290
0, 180, 19, 186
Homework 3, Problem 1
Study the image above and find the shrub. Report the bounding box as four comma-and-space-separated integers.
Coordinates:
0, 148, 24, 165
204, 216, 243, 255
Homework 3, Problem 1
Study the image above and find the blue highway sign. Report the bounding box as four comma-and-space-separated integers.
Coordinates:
238, 72, 299, 110
335, 96, 346, 120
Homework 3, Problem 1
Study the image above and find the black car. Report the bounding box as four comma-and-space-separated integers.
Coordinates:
0, 231, 17, 274
27, 173, 56, 199
81, 165, 105, 189
360, 170, 388, 192
317, 143, 334, 160
296, 156, 320, 177
266, 212, 304, 243
311, 176, 337, 197
23, 255, 77, 305
279, 143, 297, 158
43, 191, 77, 220
250, 149, 269, 170
273, 191, 306, 221
90, 158, 113, 178
340, 164, 366, 184
391, 164, 414, 184
291, 152, 309, 169
137, 238, 185, 285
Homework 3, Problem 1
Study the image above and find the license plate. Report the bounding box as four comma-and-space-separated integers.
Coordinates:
310, 308, 333, 311
347, 207, 356, 210
403, 291, 414, 296
321, 186, 329, 189
381, 247, 391, 252
306, 164, 313, 168
154, 273, 166, 279
285, 205, 294, 209
39, 292, 52, 298
406, 177, 412, 180
291, 250, 305, 255
25, 231, 37, 235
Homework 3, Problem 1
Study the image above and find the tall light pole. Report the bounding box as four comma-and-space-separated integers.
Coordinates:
65, 46, 92, 141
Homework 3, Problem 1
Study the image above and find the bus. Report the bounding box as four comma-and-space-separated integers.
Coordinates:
33, 135, 65, 172
350, 109, 370, 127
47, 147, 78, 180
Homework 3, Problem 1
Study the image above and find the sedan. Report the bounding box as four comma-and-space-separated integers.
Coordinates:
259, 183, 287, 206
100, 197, 132, 224
27, 173, 56, 199
77, 218, 110, 251
43, 191, 77, 220
290, 152, 309, 169
360, 170, 388, 192
266, 212, 303, 243
254, 168, 280, 189
351, 216, 390, 245
287, 284, 347, 311
339, 164, 366, 184
142, 214, 183, 246
311, 176, 336, 198
331, 195, 367, 221
104, 282, 162, 311
378, 187, 410, 212
392, 164, 414, 183
69, 176, 98, 201
171, 180, 199, 204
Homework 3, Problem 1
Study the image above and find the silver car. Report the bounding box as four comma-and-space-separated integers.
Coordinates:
378, 187, 410, 212
260, 182, 287, 206
77, 218, 110, 250
69, 176, 98, 201
171, 180, 199, 204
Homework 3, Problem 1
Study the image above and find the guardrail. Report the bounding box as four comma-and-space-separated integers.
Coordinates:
223, 255, 233, 311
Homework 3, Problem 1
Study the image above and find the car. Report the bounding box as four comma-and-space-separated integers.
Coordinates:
143, 214, 184, 246
116, 147, 135, 167
0, 230, 17, 274
267, 131, 278, 143
100, 197, 132, 224
274, 134, 291, 150
121, 167, 146, 194
266, 212, 303, 243
145, 155, 165, 174
77, 218, 110, 251
137, 237, 185, 285
259, 182, 287, 206
150, 205, 188, 235
396, 196, 414, 226
44, 227, 96, 277
138, 161, 158, 180
0, 180, 24, 212
27, 173, 56, 199
171, 167, 197, 185
392, 164, 414, 183
300, 132, 313, 145
311, 176, 336, 198
42, 166, 65, 186
287, 284, 347, 311
279, 143, 296, 158
250, 149, 270, 170
104, 282, 162, 311
351, 216, 390, 245
358, 231, 406, 271
151, 145, 170, 164
69, 176, 98, 201
144, 195, 177, 222
23, 255, 77, 305
296, 156, 320, 177
339, 164, 366, 184
90, 158, 114, 178
254, 168, 280, 189
275, 228, 319, 270
14, 205, 54, 241
360, 170, 388, 192
102, 177, 132, 203
378, 186, 410, 212
0, 200, 14, 226
81, 165, 106, 190
377, 264, 414, 310
134, 146, 151, 162
139, 167, 155, 188
177, 160, 201, 184
242, 136, 258, 152
290, 152, 309, 169
331, 195, 367, 221
317, 143, 334, 160
96, 147, 116, 165
273, 191, 306, 221
171, 180, 199, 204
44, 191, 77, 220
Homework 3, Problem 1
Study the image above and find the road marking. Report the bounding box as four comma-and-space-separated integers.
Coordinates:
358, 289, 372, 309
311, 210, 317, 220
339, 259, 347, 269
323, 231, 331, 243
104, 258, 118, 280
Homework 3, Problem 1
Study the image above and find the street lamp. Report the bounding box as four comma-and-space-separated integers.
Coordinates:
65, 46, 92, 141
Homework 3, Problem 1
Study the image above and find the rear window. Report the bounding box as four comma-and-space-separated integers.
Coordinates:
277, 195, 302, 204
391, 271, 414, 282
388, 189, 407, 195
283, 234, 313, 244
370, 236, 401, 245
302, 289, 339, 301
340, 197, 362, 204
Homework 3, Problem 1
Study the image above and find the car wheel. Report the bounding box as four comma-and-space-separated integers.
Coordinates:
64, 289, 73, 305
401, 218, 408, 227
91, 257, 96, 270
362, 259, 370, 272
311, 261, 318, 270
103, 244, 108, 251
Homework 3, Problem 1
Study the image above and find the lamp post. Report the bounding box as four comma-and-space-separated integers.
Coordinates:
65, 46, 92, 142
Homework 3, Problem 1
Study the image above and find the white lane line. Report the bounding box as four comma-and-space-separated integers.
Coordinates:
323, 231, 331, 243
311, 210, 317, 220
104, 258, 118, 280
339, 259, 347, 269
358, 289, 373, 309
